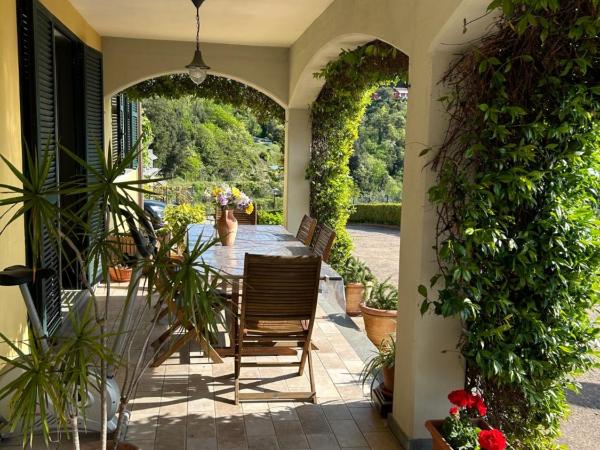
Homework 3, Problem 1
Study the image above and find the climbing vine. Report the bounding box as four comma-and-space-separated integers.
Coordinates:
126, 74, 284, 123
309, 41, 408, 267
420, 0, 600, 448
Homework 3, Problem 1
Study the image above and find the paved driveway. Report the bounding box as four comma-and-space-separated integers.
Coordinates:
347, 223, 599, 449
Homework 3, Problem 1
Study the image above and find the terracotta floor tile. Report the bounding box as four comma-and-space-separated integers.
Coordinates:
305, 433, 341, 450
273, 420, 310, 449
363, 430, 403, 449
328, 420, 367, 448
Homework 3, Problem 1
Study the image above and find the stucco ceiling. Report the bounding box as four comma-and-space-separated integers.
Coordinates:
70, 0, 336, 47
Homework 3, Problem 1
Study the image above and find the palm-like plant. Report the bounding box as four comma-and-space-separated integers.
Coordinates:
0, 140, 226, 450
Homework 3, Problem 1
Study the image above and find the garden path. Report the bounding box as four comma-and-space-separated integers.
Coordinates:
348, 224, 600, 450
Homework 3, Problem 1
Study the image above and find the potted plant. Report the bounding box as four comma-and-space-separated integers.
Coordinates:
360, 337, 395, 394
341, 256, 374, 316
211, 185, 254, 245
425, 389, 508, 450
360, 278, 398, 347
0, 144, 227, 450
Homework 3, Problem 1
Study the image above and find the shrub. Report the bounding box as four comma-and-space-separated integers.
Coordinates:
339, 256, 374, 285
349, 203, 401, 226
257, 209, 283, 225
164, 203, 206, 240
365, 279, 398, 311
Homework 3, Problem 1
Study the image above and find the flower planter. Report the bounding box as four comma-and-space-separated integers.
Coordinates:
425, 419, 491, 450
360, 302, 397, 347
109, 266, 133, 283
217, 209, 238, 246
381, 365, 394, 393
345, 283, 365, 316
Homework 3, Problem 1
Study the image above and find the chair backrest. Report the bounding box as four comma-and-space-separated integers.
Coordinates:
241, 254, 322, 322
296, 215, 317, 246
310, 224, 336, 263
215, 207, 257, 225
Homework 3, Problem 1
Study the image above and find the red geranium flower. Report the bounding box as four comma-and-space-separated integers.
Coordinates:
478, 429, 507, 450
449, 406, 459, 415
448, 390, 470, 407
475, 396, 487, 417
448, 389, 481, 409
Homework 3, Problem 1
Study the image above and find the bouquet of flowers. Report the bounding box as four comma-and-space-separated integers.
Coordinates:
441, 389, 507, 450
211, 185, 254, 214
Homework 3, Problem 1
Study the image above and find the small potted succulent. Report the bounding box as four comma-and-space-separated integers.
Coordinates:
360, 336, 395, 395
425, 389, 508, 450
341, 256, 374, 315
360, 278, 398, 347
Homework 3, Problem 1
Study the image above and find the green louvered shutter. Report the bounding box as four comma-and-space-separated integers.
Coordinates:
17, 0, 62, 335
130, 102, 139, 169
83, 45, 105, 284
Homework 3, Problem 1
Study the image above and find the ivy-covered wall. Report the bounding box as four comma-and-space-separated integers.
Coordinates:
308, 41, 408, 268
420, 0, 600, 447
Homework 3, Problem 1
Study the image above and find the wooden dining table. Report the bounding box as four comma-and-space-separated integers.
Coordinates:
153, 224, 345, 366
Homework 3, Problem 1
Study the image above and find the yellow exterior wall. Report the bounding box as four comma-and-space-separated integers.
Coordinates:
0, 0, 28, 356
0, 0, 101, 358
40, 0, 101, 51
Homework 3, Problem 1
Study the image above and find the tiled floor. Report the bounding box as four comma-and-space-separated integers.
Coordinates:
0, 283, 401, 449
122, 282, 401, 450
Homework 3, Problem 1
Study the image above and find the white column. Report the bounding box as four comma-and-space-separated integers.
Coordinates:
390, 50, 465, 447
284, 108, 311, 233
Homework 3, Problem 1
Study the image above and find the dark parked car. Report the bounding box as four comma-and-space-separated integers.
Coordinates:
144, 199, 166, 230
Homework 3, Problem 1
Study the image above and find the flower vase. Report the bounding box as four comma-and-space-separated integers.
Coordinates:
217, 208, 238, 246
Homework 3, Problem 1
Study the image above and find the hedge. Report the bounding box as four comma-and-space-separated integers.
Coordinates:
257, 209, 283, 225
348, 203, 401, 226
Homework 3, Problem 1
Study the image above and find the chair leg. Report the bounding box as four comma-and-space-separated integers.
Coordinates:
234, 336, 243, 405
307, 346, 316, 404
298, 340, 310, 376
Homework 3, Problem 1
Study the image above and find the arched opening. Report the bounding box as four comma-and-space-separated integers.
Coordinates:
109, 73, 286, 226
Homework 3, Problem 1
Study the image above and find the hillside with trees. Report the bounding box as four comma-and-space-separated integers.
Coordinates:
350, 86, 407, 202
143, 96, 284, 208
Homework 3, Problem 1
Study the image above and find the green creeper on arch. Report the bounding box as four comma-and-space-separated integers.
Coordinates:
308, 40, 409, 269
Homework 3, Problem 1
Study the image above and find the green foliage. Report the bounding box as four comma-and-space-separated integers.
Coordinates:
360, 337, 395, 386
349, 203, 401, 226
340, 256, 374, 285
420, 0, 600, 447
351, 87, 406, 202
127, 74, 284, 122
142, 96, 284, 202
257, 209, 283, 225
309, 41, 408, 269
440, 415, 481, 450
164, 203, 206, 242
365, 278, 398, 311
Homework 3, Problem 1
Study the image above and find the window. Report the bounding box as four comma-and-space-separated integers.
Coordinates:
111, 93, 141, 169
17, 0, 104, 335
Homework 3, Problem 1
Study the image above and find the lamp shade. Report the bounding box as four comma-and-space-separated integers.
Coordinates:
186, 49, 210, 85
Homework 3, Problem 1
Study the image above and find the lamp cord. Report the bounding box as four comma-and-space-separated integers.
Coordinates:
195, 6, 200, 51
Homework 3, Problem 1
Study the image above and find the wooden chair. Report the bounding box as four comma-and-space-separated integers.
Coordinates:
310, 224, 336, 263
215, 207, 257, 225
296, 215, 317, 246
234, 254, 322, 404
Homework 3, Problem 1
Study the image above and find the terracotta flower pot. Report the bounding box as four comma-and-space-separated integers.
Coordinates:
382, 365, 395, 393
109, 266, 132, 283
217, 209, 238, 246
425, 419, 491, 450
345, 283, 365, 316
359, 303, 397, 347
81, 441, 141, 450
